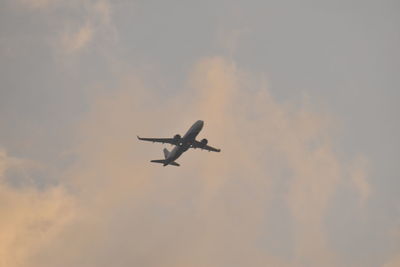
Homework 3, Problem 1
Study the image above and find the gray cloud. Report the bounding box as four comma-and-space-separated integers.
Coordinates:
1, 0, 399, 266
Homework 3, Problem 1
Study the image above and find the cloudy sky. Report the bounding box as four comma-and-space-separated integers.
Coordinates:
0, 0, 399, 266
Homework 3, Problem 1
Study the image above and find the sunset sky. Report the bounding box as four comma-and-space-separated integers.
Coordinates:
0, 1, 399, 266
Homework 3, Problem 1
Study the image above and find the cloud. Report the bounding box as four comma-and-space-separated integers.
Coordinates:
382, 224, 400, 267
0, 57, 372, 266
350, 156, 371, 206
93, 0, 111, 25
383, 254, 400, 267
190, 57, 341, 266
17, 0, 60, 9
40, 57, 352, 266
61, 22, 93, 53
0, 149, 75, 267
37, 0, 117, 55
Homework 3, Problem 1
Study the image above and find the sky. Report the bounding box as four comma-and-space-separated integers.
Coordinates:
0, 0, 399, 266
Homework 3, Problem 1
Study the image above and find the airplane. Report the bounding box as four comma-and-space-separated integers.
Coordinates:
137, 120, 221, 166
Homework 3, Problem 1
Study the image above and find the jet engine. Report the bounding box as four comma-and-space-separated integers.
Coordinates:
174, 134, 181, 142
200, 138, 208, 147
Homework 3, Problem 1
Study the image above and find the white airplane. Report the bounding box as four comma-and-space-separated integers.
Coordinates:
137, 120, 221, 166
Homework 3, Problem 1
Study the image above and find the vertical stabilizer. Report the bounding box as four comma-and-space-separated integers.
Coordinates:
163, 148, 169, 159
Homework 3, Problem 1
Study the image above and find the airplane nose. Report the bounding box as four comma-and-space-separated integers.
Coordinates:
197, 120, 204, 128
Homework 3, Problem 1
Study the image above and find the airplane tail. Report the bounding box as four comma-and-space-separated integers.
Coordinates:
163, 148, 169, 159
150, 159, 180, 167
150, 148, 179, 166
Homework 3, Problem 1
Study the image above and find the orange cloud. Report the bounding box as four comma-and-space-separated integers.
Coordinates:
0, 57, 372, 266
0, 149, 75, 267
383, 254, 400, 267
61, 22, 93, 53
350, 156, 371, 206
190, 57, 341, 266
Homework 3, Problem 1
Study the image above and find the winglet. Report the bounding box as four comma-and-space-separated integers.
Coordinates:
137, 135, 141, 140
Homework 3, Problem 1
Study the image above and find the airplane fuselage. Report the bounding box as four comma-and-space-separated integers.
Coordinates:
164, 120, 204, 165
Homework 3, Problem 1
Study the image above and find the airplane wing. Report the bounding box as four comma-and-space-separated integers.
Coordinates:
192, 140, 221, 152
137, 136, 178, 145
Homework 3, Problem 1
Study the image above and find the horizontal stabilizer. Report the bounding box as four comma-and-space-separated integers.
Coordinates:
150, 159, 180, 167
150, 159, 165, 164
